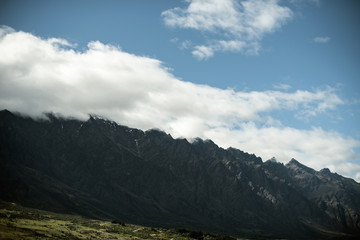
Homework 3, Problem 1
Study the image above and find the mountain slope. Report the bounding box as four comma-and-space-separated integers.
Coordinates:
0, 109, 359, 239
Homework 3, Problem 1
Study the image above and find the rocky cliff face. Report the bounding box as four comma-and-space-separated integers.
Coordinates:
0, 109, 359, 239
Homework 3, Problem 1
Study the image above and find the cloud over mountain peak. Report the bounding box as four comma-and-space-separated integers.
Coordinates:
0, 26, 359, 181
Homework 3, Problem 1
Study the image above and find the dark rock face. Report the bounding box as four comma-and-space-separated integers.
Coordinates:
0, 109, 359, 239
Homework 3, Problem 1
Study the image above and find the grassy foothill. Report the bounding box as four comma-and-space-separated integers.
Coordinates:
0, 201, 240, 240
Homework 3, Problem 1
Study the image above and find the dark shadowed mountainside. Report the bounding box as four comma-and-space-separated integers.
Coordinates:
0, 109, 359, 239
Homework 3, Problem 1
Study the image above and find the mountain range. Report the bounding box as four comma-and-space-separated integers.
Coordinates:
0, 109, 359, 239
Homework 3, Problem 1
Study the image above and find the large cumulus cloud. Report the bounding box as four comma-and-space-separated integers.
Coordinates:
0, 26, 359, 181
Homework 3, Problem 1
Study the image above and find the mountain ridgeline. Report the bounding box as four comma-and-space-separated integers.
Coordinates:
0, 109, 359, 239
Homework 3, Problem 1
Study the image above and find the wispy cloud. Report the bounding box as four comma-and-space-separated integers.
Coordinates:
170, 38, 193, 51
0, 26, 358, 180
273, 83, 291, 90
192, 45, 215, 59
313, 36, 331, 43
180, 40, 192, 50
162, 0, 293, 59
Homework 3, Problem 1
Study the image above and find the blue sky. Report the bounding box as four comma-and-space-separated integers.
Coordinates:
0, 0, 359, 181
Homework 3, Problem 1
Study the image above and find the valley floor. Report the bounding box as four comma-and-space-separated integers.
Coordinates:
0, 201, 241, 240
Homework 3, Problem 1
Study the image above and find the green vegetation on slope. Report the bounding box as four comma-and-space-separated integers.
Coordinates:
0, 201, 240, 240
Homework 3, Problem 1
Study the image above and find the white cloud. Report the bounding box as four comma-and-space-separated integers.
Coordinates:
0, 27, 359, 181
162, 0, 293, 59
313, 36, 330, 43
356, 173, 360, 183
206, 125, 360, 173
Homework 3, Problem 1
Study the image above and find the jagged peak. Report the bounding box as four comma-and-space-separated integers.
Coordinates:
86, 114, 120, 127
0, 109, 12, 115
204, 139, 215, 144
88, 114, 108, 122
286, 158, 304, 169
264, 157, 284, 167
286, 158, 308, 168
226, 146, 240, 152
190, 137, 203, 143
267, 157, 277, 163
286, 158, 316, 175
44, 112, 64, 122
0, 109, 16, 119
191, 137, 215, 145
320, 168, 331, 175
288, 158, 300, 164
145, 128, 166, 135
145, 128, 173, 140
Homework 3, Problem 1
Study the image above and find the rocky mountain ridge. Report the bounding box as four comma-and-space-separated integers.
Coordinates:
0, 109, 359, 239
